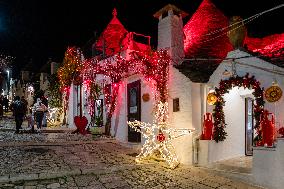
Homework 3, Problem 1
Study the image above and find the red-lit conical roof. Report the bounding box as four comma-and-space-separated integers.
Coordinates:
245, 34, 284, 59
95, 8, 128, 56
183, 0, 233, 61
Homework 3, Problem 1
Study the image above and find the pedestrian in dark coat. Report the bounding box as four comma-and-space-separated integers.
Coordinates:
10, 96, 25, 133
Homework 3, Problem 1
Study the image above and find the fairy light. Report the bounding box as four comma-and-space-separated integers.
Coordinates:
128, 102, 194, 169
47, 107, 62, 125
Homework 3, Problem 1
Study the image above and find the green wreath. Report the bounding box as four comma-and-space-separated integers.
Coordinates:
212, 73, 265, 143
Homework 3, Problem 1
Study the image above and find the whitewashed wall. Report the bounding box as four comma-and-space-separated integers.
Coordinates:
253, 138, 284, 189
169, 67, 198, 165
204, 49, 284, 163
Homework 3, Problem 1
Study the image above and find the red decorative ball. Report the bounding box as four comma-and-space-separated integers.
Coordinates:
157, 133, 166, 142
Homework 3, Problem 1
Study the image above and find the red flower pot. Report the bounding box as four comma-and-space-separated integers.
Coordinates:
74, 116, 88, 135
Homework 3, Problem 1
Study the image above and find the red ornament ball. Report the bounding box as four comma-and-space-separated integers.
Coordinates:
157, 133, 166, 142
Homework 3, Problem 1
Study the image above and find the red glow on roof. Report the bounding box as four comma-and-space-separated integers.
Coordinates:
95, 9, 128, 56
183, 0, 233, 61
183, 0, 283, 64
245, 34, 284, 59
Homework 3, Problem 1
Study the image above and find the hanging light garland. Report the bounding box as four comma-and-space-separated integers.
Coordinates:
81, 49, 171, 136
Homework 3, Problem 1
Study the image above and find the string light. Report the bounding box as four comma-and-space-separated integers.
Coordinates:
128, 102, 194, 169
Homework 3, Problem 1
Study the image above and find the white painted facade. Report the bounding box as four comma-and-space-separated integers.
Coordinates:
253, 138, 284, 189
198, 50, 284, 164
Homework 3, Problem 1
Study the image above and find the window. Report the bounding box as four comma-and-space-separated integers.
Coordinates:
173, 98, 180, 112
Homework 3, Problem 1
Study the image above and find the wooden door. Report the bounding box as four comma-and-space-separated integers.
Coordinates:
127, 80, 141, 142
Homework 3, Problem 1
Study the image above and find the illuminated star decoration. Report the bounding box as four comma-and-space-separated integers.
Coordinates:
128, 102, 194, 169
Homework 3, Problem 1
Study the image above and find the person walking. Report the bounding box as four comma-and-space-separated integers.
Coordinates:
32, 98, 47, 131
21, 96, 28, 118
40, 96, 48, 127
10, 96, 25, 134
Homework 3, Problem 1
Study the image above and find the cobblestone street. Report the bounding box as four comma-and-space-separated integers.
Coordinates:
0, 117, 265, 189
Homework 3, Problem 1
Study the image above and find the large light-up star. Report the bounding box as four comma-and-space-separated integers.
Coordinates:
127, 102, 194, 169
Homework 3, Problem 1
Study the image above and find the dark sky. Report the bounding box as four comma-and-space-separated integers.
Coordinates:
0, 0, 283, 77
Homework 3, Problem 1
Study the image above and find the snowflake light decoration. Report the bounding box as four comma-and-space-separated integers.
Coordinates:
128, 102, 194, 169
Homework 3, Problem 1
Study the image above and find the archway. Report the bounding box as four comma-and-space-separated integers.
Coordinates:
212, 73, 265, 144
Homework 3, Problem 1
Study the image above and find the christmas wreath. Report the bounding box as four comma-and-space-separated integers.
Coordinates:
213, 73, 265, 143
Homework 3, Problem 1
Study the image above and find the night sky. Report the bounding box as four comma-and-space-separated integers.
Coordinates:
0, 0, 283, 77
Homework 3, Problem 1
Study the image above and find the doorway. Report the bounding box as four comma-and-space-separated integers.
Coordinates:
245, 98, 254, 156
127, 80, 141, 142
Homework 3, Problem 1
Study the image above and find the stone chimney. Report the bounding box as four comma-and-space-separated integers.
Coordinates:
154, 4, 188, 64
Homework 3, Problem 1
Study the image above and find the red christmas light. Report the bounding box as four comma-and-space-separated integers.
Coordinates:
183, 0, 233, 62
183, 0, 284, 64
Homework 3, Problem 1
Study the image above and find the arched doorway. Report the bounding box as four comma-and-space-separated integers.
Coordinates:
212, 73, 265, 149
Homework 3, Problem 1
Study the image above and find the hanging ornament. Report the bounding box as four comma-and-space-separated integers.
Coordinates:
207, 91, 217, 105
142, 93, 150, 102
265, 82, 282, 103
157, 133, 166, 142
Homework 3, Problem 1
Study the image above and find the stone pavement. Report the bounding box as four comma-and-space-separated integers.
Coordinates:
0, 117, 265, 189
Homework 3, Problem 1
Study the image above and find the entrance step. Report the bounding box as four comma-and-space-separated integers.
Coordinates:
207, 156, 252, 174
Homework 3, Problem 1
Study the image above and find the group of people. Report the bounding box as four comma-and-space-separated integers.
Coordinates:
10, 96, 48, 133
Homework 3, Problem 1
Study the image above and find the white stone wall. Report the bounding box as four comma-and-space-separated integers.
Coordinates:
253, 138, 284, 189
169, 66, 198, 165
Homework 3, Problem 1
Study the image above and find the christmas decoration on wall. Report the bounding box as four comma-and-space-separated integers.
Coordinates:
58, 47, 85, 129
264, 82, 282, 103
201, 113, 213, 140
129, 50, 170, 103
207, 91, 217, 105
82, 49, 171, 136
213, 73, 265, 143
58, 46, 84, 89
260, 110, 275, 147
142, 93, 150, 102
127, 102, 194, 169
